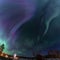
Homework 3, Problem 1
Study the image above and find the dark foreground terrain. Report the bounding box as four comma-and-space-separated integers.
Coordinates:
0, 55, 60, 60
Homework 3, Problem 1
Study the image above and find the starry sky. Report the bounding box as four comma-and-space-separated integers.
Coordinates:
0, 0, 60, 57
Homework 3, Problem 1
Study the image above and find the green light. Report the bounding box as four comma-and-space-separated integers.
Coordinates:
0, 38, 17, 55
0, 38, 10, 54
0, 38, 22, 55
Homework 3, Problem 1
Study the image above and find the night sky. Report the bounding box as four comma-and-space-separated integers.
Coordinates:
0, 0, 60, 57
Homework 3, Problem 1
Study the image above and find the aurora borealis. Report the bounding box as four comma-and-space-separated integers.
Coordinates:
0, 0, 60, 57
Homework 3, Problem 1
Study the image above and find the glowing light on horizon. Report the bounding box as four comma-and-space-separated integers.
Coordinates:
14, 53, 16, 58
13, 53, 18, 60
